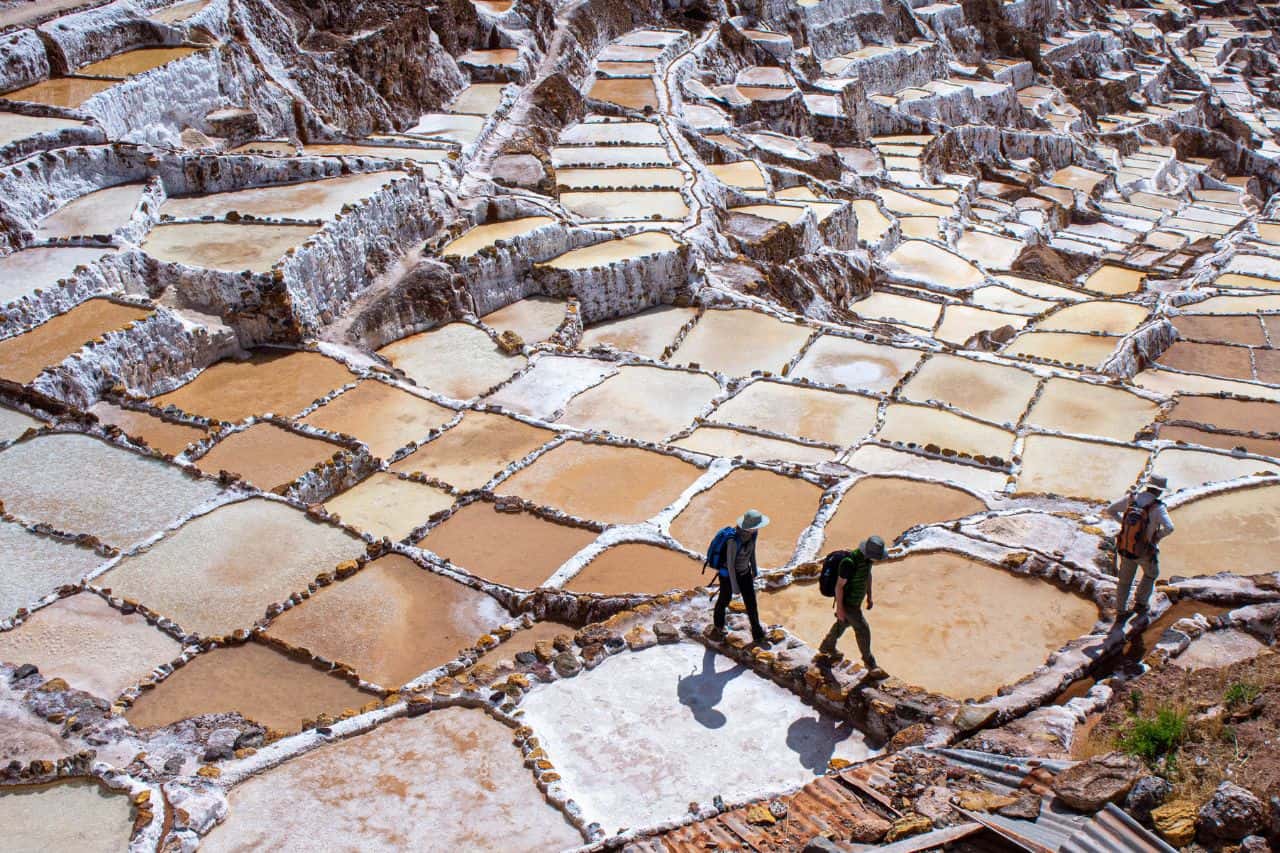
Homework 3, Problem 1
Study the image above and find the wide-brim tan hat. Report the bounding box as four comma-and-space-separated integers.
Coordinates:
1147, 475, 1169, 494
737, 508, 771, 530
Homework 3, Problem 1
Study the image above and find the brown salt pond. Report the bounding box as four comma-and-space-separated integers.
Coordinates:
668, 309, 811, 377
579, 305, 696, 357
674, 426, 835, 466
669, 468, 823, 568
390, 410, 552, 490
589, 77, 658, 110
99, 498, 364, 638
540, 230, 680, 269
74, 47, 201, 78
708, 161, 767, 190
1016, 435, 1149, 500
418, 501, 596, 588
126, 640, 374, 732
1003, 331, 1120, 367
88, 402, 208, 455
300, 379, 454, 459
1157, 341, 1255, 381
760, 553, 1100, 699
1026, 377, 1159, 441
152, 349, 356, 421
791, 335, 922, 393
201, 708, 583, 852
36, 183, 145, 239
822, 476, 985, 551
0, 245, 110, 305
710, 380, 878, 446
378, 322, 525, 400
1082, 265, 1145, 295
1161, 484, 1280, 578
0, 298, 150, 384
900, 354, 1038, 424
564, 542, 700, 595
0, 433, 222, 548
878, 404, 1015, 460
1167, 395, 1280, 434
0, 519, 105, 618
142, 222, 320, 273
557, 365, 719, 441
265, 555, 509, 688
0, 593, 180, 700
195, 422, 342, 490
442, 216, 556, 257
0, 780, 135, 853
497, 440, 701, 524
1160, 424, 1280, 458
480, 296, 567, 343
1172, 314, 1268, 347
160, 171, 404, 221
323, 473, 455, 540
1, 77, 116, 108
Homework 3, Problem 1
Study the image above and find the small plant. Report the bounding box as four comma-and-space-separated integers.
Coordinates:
1224, 682, 1262, 709
1119, 706, 1188, 768
1129, 688, 1144, 715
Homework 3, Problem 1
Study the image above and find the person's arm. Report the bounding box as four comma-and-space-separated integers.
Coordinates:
1105, 496, 1128, 521
835, 576, 847, 620
725, 536, 739, 570
1152, 503, 1175, 542
865, 571, 874, 610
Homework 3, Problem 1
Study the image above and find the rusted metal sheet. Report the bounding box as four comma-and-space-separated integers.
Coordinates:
852, 821, 987, 851
1059, 803, 1179, 853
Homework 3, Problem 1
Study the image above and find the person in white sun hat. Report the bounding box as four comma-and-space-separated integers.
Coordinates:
709, 508, 770, 646
1106, 475, 1175, 624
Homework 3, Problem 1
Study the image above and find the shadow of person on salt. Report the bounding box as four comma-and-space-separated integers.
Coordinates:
785, 714, 858, 774
677, 645, 747, 730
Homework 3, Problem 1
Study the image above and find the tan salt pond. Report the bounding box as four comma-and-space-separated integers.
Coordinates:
1024, 377, 1159, 441
142, 222, 320, 273
264, 555, 508, 688
390, 411, 552, 489
844, 444, 1008, 493
0, 781, 134, 853
480, 297, 567, 343
579, 305, 695, 356
484, 355, 614, 419
300, 379, 454, 459
195, 422, 342, 490
668, 309, 811, 376
883, 240, 985, 290
75, 47, 200, 78
1038, 301, 1149, 335
708, 161, 767, 190
874, 188, 951, 217
1160, 425, 1280, 459
557, 365, 719, 441
901, 354, 1038, 424
404, 112, 485, 144
418, 501, 596, 588
760, 553, 1099, 699
126, 641, 373, 732
498, 440, 701, 523
558, 121, 664, 145
823, 476, 984, 550
0, 594, 180, 700
551, 145, 673, 167
589, 77, 659, 110
1157, 341, 1254, 380
556, 167, 683, 190
934, 305, 1029, 345
0, 112, 87, 151
378, 322, 525, 400
1016, 435, 1149, 500
849, 200, 892, 243
850, 291, 943, 329
955, 229, 1023, 269
162, 171, 402, 221
153, 349, 355, 421
202, 708, 583, 853
0, 298, 150, 384
0, 404, 43, 442
448, 83, 508, 115
1, 77, 116, 108
1003, 331, 1120, 367
36, 183, 145, 239
560, 190, 688, 220
238, 142, 449, 164
878, 404, 1015, 460
674, 426, 834, 466
970, 285, 1058, 315
1134, 369, 1280, 404
150, 0, 211, 23
1049, 165, 1106, 193
323, 473, 455, 540
1161, 484, 1280, 578
88, 402, 207, 455
670, 467, 823, 568
540, 231, 680, 269
565, 542, 701, 595
0, 520, 105, 619
441, 216, 556, 257
791, 335, 922, 392
1082, 265, 1146, 295
1150, 448, 1276, 492
711, 380, 878, 446
1214, 273, 1280, 292
1167, 396, 1280, 434
99, 498, 363, 637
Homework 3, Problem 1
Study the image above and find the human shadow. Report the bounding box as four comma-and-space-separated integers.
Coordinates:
676, 646, 747, 730
785, 714, 859, 775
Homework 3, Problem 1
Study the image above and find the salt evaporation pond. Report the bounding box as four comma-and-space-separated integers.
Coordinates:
378, 322, 525, 400
480, 296, 567, 342
556, 364, 720, 441
0, 781, 134, 853
160, 171, 404, 220
152, 350, 356, 422
36, 183, 145, 239
1024, 377, 1159, 441
578, 305, 696, 356
0, 405, 42, 442
195, 422, 342, 490
441, 216, 555, 257
900, 354, 1038, 424
142, 222, 320, 273
791, 335, 922, 392
0, 298, 150, 384
300, 379, 454, 459
0, 246, 113, 304
202, 708, 583, 852
669, 309, 811, 376
710, 380, 879, 446
565, 542, 700, 595
2, 77, 116, 108
323, 473, 454, 540
390, 410, 552, 490
88, 402, 208, 455
0, 519, 105, 618
878, 404, 1015, 460
676, 426, 835, 466
1161, 484, 1280, 578
822, 476, 985, 551
75, 46, 201, 77
539, 231, 679, 268
0, 112, 86, 151
1016, 435, 1149, 500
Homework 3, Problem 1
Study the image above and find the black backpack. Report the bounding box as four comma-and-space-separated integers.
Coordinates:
819, 549, 853, 597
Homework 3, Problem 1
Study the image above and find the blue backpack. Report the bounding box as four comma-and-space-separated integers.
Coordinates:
704, 526, 736, 577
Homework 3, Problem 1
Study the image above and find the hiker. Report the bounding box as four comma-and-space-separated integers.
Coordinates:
706, 509, 769, 645
817, 536, 888, 679
1106, 475, 1175, 621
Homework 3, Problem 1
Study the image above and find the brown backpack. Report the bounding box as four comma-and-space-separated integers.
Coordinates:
1117, 493, 1157, 559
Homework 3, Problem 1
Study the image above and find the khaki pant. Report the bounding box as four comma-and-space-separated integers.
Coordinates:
819, 606, 875, 666
1116, 553, 1158, 613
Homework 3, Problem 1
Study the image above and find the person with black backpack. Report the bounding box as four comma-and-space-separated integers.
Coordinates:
1106, 475, 1176, 623
816, 536, 888, 680
704, 509, 770, 646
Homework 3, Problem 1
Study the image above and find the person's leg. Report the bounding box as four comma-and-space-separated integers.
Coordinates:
1115, 555, 1138, 615
819, 616, 849, 654
1134, 555, 1159, 613
738, 574, 765, 640
713, 577, 732, 630
848, 607, 876, 667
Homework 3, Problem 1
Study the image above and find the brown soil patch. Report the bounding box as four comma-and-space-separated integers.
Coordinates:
390, 411, 553, 490
822, 476, 985, 551
0, 299, 150, 384
88, 402, 207, 455
152, 350, 356, 422
301, 379, 455, 459
565, 542, 700, 595
195, 423, 342, 490
1157, 341, 1255, 381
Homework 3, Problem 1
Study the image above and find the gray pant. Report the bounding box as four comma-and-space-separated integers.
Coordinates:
1116, 553, 1158, 613
820, 607, 875, 666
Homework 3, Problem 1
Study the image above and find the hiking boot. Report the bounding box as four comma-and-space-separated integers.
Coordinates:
815, 648, 844, 664
752, 632, 770, 648
706, 626, 726, 641
864, 666, 889, 681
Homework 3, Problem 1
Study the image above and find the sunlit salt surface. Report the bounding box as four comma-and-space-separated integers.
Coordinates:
479, 296, 566, 342
300, 379, 454, 459
1015, 435, 1149, 500
711, 380, 878, 447
520, 643, 876, 832
556, 365, 719, 441
900, 354, 1038, 424
1161, 484, 1280, 578
484, 355, 615, 419
0, 593, 180, 699
195, 422, 342, 490
0, 433, 222, 548
668, 309, 811, 376
674, 426, 835, 465
99, 498, 364, 637
441, 217, 556, 258
264, 555, 509, 688
0, 112, 87, 152
1023, 376, 1159, 441
0, 246, 113, 305
578, 305, 696, 357
539, 231, 680, 269
0, 298, 151, 385
152, 350, 355, 422
142, 222, 320, 273
0, 404, 43, 443
878, 404, 1015, 460
202, 708, 582, 852
1150, 448, 1277, 491
35, 183, 145, 239
75, 47, 201, 78
378, 322, 526, 400
564, 542, 700, 595
0, 781, 134, 853
0, 520, 105, 618
823, 476, 985, 551
88, 403, 208, 455
390, 411, 552, 490
1003, 331, 1120, 367
791, 335, 923, 392
323, 473, 455, 540
160, 171, 404, 221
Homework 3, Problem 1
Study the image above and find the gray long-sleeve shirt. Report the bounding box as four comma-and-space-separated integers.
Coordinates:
1106, 492, 1175, 546
725, 529, 758, 577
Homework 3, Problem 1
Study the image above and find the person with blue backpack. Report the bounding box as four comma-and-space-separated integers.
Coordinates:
704, 509, 770, 646
816, 535, 888, 680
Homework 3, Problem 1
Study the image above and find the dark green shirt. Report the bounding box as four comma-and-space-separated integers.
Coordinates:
839, 549, 872, 606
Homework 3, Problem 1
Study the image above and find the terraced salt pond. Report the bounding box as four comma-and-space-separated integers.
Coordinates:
0, 246, 113, 305
1024, 377, 1159, 441
540, 231, 679, 269
560, 190, 688, 220
710, 380, 878, 446
300, 379, 454, 459
323, 473, 455, 540
195, 422, 342, 490
900, 354, 1038, 424
0, 520, 106, 618
442, 217, 556, 257
564, 543, 700, 595
823, 476, 985, 550
0, 781, 134, 852
142, 222, 320, 272
1161, 484, 1280, 578
556, 365, 719, 441
87, 403, 208, 455
152, 350, 356, 421
1, 77, 116, 108
578, 305, 695, 356
160, 171, 404, 220
0, 298, 150, 385
669, 309, 811, 376
1003, 331, 1120, 366
882, 240, 985, 289
36, 183, 145, 239
791, 335, 922, 392
1016, 435, 1149, 500
675, 426, 835, 466
480, 298, 567, 343
390, 410, 552, 489
378, 322, 525, 400
878, 404, 1015, 460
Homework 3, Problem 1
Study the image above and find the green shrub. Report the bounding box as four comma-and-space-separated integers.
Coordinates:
1224, 682, 1262, 709
1119, 706, 1188, 766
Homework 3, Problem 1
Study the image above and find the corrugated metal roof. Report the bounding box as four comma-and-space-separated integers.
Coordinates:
1060, 804, 1179, 853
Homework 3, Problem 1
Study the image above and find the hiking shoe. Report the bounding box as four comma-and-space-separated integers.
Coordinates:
815, 648, 843, 663
752, 633, 771, 648
706, 626, 726, 641
865, 666, 889, 681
